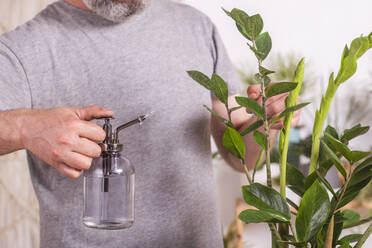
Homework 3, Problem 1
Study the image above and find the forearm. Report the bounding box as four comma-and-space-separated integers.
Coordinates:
0, 108, 28, 155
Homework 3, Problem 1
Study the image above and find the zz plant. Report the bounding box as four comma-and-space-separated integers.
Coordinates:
187, 8, 372, 248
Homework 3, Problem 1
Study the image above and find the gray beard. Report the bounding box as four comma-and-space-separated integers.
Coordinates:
82, 0, 147, 23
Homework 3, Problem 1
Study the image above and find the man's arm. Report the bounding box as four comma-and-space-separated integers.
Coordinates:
211, 85, 300, 172
0, 106, 113, 178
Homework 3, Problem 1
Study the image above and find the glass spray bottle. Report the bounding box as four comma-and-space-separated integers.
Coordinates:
83, 115, 147, 230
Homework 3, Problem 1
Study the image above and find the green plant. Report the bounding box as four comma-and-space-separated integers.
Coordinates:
187, 7, 372, 248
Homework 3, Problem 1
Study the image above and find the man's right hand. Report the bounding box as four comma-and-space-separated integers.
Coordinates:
18, 105, 113, 179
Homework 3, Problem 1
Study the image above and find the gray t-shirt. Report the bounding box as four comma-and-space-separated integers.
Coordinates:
0, 0, 241, 247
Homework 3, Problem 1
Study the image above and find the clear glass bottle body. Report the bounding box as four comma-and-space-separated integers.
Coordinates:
83, 152, 135, 229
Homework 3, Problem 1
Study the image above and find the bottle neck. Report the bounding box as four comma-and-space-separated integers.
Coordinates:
102, 151, 121, 158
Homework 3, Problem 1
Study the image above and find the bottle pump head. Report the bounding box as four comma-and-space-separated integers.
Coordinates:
99, 115, 147, 153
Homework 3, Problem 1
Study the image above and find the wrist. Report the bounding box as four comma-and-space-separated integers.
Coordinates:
13, 108, 33, 150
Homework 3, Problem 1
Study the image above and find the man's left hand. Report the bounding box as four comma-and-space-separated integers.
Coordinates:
247, 83, 301, 130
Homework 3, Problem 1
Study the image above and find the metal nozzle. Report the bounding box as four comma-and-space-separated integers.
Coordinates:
99, 114, 149, 152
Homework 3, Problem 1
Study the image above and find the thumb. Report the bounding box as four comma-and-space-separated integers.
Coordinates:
75, 105, 114, 121
247, 85, 261, 100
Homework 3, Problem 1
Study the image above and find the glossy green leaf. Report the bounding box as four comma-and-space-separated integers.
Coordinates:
324, 133, 352, 162
338, 234, 363, 244
304, 171, 318, 190
240, 119, 264, 136
341, 124, 369, 144
342, 210, 360, 227
266, 82, 298, 98
253, 130, 266, 150
211, 74, 228, 104
223, 8, 251, 40
222, 127, 245, 160
239, 209, 284, 223
259, 65, 275, 76
286, 163, 306, 196
271, 102, 310, 125
350, 150, 370, 163
320, 139, 347, 179
187, 71, 212, 90
223, 8, 263, 40
337, 157, 372, 208
325, 125, 339, 139
229, 106, 242, 113
352, 156, 372, 174
315, 170, 337, 199
296, 180, 331, 242
242, 183, 291, 222
203, 105, 233, 127
338, 243, 352, 248
255, 32, 272, 60
235, 96, 263, 119
333, 211, 345, 245
246, 14, 263, 38
263, 75, 271, 86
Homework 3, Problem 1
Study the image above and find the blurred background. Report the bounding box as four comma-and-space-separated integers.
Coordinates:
0, 0, 371, 247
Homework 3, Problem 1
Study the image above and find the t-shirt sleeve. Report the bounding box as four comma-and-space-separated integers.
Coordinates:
0, 40, 32, 111
211, 24, 242, 97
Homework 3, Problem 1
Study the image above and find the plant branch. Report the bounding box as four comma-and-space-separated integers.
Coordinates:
241, 159, 253, 184
324, 215, 334, 248
252, 149, 265, 183
252, 39, 273, 188
354, 223, 372, 248
289, 222, 299, 242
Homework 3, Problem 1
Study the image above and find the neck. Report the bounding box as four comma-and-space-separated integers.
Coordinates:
64, 0, 92, 11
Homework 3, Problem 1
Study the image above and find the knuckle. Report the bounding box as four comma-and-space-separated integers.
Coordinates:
67, 119, 80, 130
272, 104, 282, 114
57, 135, 73, 146
96, 128, 106, 141
93, 145, 102, 157
51, 148, 61, 160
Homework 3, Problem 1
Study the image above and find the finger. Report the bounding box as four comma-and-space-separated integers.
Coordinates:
266, 98, 287, 117
247, 85, 261, 100
291, 111, 301, 128
77, 121, 106, 142
62, 152, 93, 171
73, 138, 102, 158
56, 163, 83, 179
266, 92, 289, 106
75, 105, 114, 121
271, 121, 284, 130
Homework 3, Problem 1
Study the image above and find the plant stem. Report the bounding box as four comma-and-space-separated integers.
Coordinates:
324, 215, 334, 248
242, 159, 253, 184
354, 223, 372, 248
269, 223, 282, 243
252, 39, 273, 188
252, 149, 265, 183
279, 131, 289, 197
309, 75, 339, 175
289, 222, 299, 242
252, 37, 276, 246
